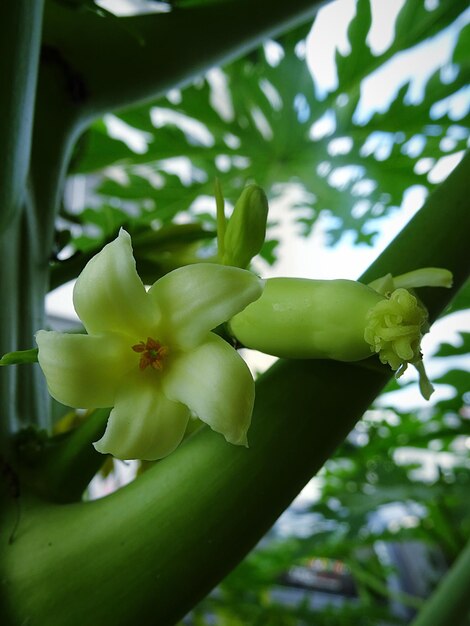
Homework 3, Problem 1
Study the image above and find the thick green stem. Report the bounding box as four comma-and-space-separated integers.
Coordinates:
16, 201, 51, 437
0, 0, 44, 231
1, 153, 469, 625
0, 227, 21, 448
0, 1, 44, 449
0, 209, 51, 449
31, 51, 87, 250
0, 43, 90, 443
0, 131, 74, 444
1, 359, 389, 626
410, 537, 470, 626
42, 0, 324, 120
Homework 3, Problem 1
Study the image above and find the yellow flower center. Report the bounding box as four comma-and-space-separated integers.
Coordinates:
132, 337, 169, 371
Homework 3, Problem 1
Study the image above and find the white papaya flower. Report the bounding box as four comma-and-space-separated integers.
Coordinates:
36, 230, 263, 460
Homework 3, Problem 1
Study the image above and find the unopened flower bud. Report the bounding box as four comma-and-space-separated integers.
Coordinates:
229, 269, 452, 400
223, 185, 269, 269
229, 278, 383, 361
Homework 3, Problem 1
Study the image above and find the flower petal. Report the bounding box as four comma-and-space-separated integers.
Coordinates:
162, 334, 254, 446
73, 229, 158, 337
148, 263, 264, 349
93, 371, 190, 460
36, 330, 131, 408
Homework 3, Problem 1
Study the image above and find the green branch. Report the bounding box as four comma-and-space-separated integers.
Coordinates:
1, 152, 469, 625
42, 0, 323, 121
2, 359, 389, 626
30, 55, 88, 252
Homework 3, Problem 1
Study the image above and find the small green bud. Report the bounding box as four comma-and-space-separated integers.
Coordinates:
223, 185, 269, 269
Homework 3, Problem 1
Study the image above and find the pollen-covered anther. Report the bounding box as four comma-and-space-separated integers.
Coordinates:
132, 337, 169, 371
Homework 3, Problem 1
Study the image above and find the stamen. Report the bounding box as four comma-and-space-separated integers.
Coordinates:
132, 337, 169, 371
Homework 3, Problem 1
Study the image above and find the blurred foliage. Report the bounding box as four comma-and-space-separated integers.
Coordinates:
54, 0, 470, 623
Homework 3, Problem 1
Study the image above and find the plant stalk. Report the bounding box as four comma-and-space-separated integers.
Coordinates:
42, 0, 324, 121
0, 0, 45, 449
